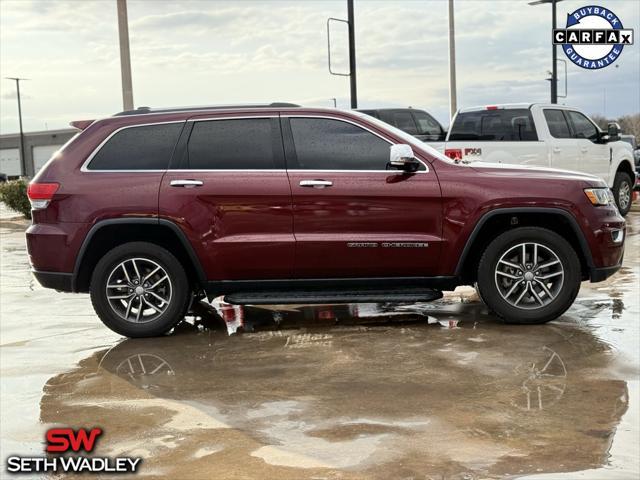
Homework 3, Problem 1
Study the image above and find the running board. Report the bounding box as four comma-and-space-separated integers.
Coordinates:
223, 287, 443, 305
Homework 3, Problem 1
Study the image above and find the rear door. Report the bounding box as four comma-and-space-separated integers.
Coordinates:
159, 114, 294, 281
446, 108, 545, 165
565, 110, 609, 180
283, 114, 442, 279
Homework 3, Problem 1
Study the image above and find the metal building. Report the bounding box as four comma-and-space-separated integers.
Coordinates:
0, 128, 76, 178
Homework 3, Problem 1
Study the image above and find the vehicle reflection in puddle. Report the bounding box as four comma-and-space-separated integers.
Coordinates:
41, 302, 629, 479
208, 298, 465, 335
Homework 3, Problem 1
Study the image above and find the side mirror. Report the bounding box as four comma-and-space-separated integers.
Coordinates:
389, 144, 420, 173
607, 122, 621, 142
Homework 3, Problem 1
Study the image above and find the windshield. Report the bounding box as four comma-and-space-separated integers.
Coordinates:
350, 111, 453, 163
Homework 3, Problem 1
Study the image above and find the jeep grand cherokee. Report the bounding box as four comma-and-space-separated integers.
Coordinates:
26, 104, 626, 337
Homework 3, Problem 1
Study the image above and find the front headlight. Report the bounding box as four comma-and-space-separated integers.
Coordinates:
584, 188, 614, 206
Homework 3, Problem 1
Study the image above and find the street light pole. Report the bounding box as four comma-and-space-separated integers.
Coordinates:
448, 0, 458, 120
551, 0, 558, 103
347, 0, 358, 109
5, 77, 28, 177
117, 0, 134, 111
529, 0, 563, 104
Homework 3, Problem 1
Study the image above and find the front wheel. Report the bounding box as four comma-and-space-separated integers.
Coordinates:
476, 227, 581, 324
90, 242, 190, 337
613, 171, 633, 216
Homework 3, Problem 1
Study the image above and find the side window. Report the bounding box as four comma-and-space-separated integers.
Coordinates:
391, 112, 418, 135
501, 110, 538, 141
186, 118, 276, 169
88, 123, 183, 170
289, 118, 395, 171
543, 110, 572, 139
566, 111, 599, 141
412, 111, 443, 137
449, 109, 537, 141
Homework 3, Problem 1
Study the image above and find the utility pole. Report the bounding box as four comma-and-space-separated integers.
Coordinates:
447, 0, 457, 120
5, 77, 28, 177
529, 0, 563, 104
551, 0, 557, 103
347, 0, 357, 109
117, 0, 134, 110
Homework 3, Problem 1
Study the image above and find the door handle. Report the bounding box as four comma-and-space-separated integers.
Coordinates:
299, 180, 333, 188
170, 179, 203, 188
580, 147, 589, 153
552, 147, 561, 153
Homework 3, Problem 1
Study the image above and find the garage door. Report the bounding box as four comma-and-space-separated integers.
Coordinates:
0, 148, 20, 176
33, 145, 63, 173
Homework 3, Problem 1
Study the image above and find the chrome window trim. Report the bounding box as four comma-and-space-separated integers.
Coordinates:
283, 114, 429, 173
80, 120, 186, 173
81, 114, 429, 174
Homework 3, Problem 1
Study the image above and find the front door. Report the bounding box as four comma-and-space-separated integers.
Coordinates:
565, 110, 610, 181
542, 109, 579, 171
159, 114, 294, 281
283, 115, 442, 279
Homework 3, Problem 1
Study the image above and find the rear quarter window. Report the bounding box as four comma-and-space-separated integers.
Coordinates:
87, 123, 183, 170
449, 109, 538, 141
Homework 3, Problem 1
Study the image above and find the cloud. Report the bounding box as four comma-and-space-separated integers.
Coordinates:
0, 0, 638, 133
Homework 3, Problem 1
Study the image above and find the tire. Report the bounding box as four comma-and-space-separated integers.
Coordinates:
473, 282, 494, 313
613, 171, 633, 216
476, 227, 581, 324
90, 242, 190, 337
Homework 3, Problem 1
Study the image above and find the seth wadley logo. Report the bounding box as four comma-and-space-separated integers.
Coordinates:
5, 428, 142, 474
553, 5, 634, 69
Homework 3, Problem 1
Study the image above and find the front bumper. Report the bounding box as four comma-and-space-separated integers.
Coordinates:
590, 262, 622, 282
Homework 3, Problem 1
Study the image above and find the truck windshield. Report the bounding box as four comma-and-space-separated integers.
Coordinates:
449, 109, 538, 141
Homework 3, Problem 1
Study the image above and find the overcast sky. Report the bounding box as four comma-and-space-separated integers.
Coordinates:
1, 0, 638, 133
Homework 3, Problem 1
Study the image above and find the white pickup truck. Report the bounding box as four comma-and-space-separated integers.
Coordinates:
434, 103, 636, 215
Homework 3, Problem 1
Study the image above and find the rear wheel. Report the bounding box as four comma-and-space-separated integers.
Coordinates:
90, 242, 190, 337
613, 171, 633, 216
477, 227, 581, 324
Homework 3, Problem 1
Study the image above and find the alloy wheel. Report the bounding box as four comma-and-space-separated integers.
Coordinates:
105, 257, 172, 323
494, 242, 564, 310
618, 181, 631, 211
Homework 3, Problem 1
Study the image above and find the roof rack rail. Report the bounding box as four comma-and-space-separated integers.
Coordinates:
114, 102, 300, 116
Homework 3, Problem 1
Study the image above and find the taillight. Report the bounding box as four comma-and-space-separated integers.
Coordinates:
27, 182, 59, 210
444, 148, 463, 161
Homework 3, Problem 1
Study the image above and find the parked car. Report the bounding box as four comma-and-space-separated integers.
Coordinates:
619, 134, 640, 190
434, 104, 636, 215
357, 108, 446, 142
26, 104, 625, 337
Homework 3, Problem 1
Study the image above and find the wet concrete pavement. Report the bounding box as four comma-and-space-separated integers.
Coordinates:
1, 211, 639, 479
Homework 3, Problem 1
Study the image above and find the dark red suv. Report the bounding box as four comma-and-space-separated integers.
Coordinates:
26, 104, 626, 337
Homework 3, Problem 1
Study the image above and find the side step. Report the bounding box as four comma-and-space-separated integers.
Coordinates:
223, 287, 443, 305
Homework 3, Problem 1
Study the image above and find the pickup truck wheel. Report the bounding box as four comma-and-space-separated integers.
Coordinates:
613, 171, 633, 216
477, 227, 581, 324
90, 242, 190, 338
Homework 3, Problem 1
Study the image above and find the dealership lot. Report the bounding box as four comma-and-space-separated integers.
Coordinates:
1, 208, 638, 479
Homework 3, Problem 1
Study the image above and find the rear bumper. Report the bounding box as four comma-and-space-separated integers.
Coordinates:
32, 270, 74, 292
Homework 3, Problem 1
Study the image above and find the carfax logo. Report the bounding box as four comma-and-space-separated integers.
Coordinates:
553, 5, 634, 69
